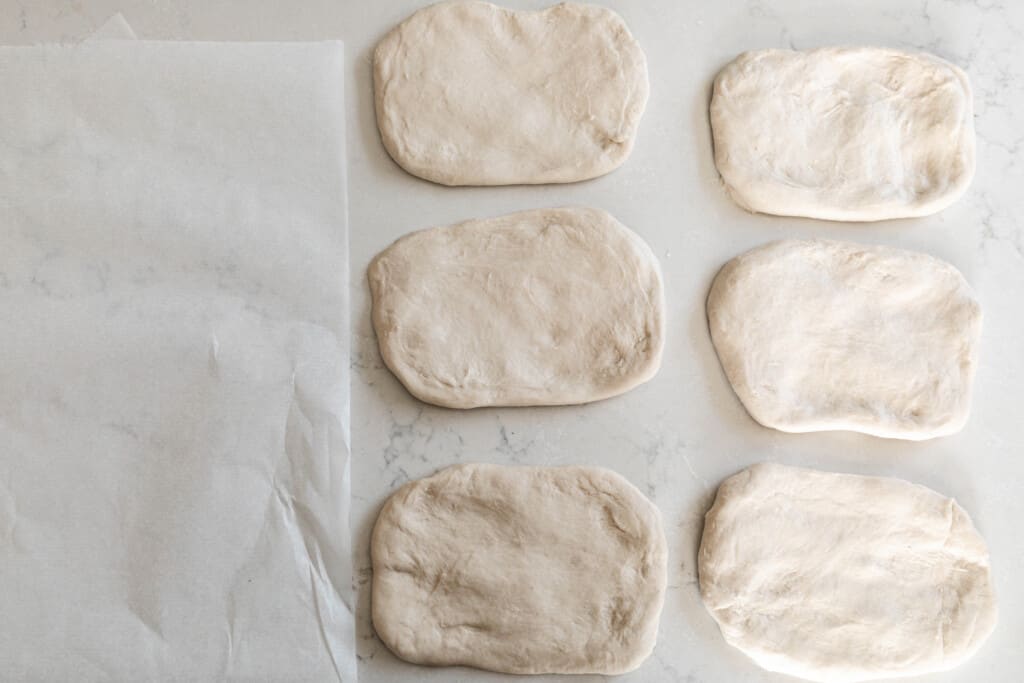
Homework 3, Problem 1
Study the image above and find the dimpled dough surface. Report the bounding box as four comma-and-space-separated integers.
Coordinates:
711, 47, 975, 221
368, 207, 664, 409
373, 0, 648, 185
707, 239, 981, 440
699, 463, 998, 683
371, 464, 668, 675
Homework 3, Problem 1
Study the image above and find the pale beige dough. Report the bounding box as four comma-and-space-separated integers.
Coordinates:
711, 47, 975, 221
368, 207, 664, 409
373, 1, 648, 185
699, 462, 997, 683
707, 239, 981, 440
371, 463, 667, 675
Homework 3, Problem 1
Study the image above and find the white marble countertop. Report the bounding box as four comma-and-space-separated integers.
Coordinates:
4, 1, 1022, 681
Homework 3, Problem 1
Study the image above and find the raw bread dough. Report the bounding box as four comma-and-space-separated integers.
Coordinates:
373, 1, 648, 185
371, 463, 667, 675
699, 462, 997, 683
707, 239, 981, 440
368, 207, 664, 408
711, 47, 975, 221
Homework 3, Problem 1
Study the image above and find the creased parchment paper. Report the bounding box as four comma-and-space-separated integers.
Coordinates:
0, 40, 354, 681
85, 13, 137, 41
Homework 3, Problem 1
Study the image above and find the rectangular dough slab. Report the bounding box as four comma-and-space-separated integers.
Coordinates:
707, 239, 981, 440
711, 47, 975, 221
372, 463, 668, 675
368, 207, 664, 408
699, 463, 997, 683
373, 1, 648, 185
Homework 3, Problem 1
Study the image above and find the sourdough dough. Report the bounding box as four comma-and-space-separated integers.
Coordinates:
707, 239, 981, 440
371, 463, 667, 675
711, 47, 975, 221
699, 463, 997, 683
373, 1, 648, 185
368, 207, 664, 408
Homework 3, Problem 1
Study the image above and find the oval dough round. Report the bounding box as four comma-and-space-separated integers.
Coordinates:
711, 47, 975, 221
371, 463, 668, 675
707, 239, 981, 440
373, 0, 649, 185
699, 462, 997, 683
368, 207, 664, 409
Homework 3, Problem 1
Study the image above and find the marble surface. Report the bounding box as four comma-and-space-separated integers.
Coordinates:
4, 1, 1023, 681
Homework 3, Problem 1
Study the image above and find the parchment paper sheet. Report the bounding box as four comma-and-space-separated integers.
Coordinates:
0, 40, 354, 681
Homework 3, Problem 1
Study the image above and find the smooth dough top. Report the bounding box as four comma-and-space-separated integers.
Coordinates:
711, 47, 975, 221
372, 463, 668, 675
707, 239, 981, 440
373, 0, 649, 185
368, 207, 664, 409
699, 463, 998, 683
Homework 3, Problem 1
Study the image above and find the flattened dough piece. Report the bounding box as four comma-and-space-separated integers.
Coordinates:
371, 463, 667, 675
373, 1, 648, 185
368, 207, 664, 408
699, 463, 997, 683
711, 47, 975, 221
707, 239, 981, 440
